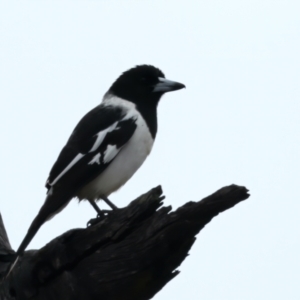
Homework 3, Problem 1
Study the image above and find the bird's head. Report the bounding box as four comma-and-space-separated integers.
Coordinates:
108, 65, 185, 106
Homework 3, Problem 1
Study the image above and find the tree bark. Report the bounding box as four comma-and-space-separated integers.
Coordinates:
0, 184, 249, 300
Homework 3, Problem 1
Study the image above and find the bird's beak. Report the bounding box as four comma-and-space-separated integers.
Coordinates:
153, 77, 186, 93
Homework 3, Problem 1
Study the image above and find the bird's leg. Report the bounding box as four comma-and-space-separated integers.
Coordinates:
88, 199, 105, 218
87, 199, 105, 227
87, 197, 118, 227
100, 196, 119, 210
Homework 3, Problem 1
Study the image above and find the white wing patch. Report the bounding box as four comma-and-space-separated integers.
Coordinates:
49, 122, 121, 186
50, 153, 84, 186
88, 153, 101, 165
49, 99, 139, 187
89, 122, 118, 152
103, 145, 120, 164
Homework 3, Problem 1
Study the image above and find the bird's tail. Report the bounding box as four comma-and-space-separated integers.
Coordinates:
6, 189, 72, 277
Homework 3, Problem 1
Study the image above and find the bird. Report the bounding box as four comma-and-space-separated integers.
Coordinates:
10, 64, 185, 271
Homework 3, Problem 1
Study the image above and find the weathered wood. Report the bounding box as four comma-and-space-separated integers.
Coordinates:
0, 213, 13, 277
0, 184, 249, 300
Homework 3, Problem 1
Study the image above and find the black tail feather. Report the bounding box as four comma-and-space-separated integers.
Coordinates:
16, 190, 72, 257
16, 213, 46, 256
4, 190, 72, 277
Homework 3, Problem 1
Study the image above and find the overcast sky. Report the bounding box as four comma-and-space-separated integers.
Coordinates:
1, 0, 300, 299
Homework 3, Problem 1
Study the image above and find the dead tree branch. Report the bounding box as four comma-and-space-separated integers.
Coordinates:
0, 184, 249, 300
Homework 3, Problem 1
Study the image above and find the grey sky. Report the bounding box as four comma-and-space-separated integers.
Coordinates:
1, 0, 300, 299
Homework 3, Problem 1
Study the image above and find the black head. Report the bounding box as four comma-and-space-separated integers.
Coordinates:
108, 65, 185, 107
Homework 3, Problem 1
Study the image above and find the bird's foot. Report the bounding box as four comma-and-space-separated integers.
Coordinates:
87, 209, 118, 227
87, 216, 101, 227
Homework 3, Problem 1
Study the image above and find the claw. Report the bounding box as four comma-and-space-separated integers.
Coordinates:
86, 208, 119, 227
87, 216, 101, 227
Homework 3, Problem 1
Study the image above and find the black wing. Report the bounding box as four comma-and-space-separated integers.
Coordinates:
46, 103, 137, 191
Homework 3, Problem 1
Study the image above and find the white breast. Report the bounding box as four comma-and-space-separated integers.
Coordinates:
77, 97, 154, 201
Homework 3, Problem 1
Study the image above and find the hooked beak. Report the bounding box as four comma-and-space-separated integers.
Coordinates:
153, 77, 185, 93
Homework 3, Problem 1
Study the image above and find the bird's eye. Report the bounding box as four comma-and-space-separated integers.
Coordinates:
140, 77, 147, 82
